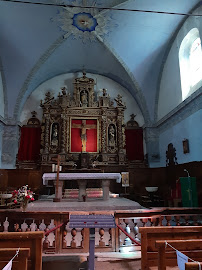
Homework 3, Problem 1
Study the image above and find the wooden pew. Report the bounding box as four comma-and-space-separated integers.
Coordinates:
156, 240, 202, 270
0, 231, 44, 270
0, 248, 30, 270
139, 226, 202, 270
185, 262, 202, 270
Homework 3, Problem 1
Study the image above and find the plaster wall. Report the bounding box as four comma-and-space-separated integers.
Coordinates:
158, 6, 202, 120
157, 110, 202, 168
0, 72, 4, 117
20, 72, 145, 127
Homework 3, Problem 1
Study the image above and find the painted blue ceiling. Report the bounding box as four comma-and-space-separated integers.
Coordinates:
0, 0, 201, 123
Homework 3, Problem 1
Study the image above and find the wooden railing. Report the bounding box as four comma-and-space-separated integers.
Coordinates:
0, 208, 202, 255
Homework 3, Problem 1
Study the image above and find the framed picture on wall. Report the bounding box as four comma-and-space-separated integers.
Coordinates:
121, 172, 129, 187
182, 139, 189, 154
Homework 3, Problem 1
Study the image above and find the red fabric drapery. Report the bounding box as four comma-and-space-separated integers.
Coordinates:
125, 129, 144, 161
71, 119, 97, 152
18, 127, 41, 161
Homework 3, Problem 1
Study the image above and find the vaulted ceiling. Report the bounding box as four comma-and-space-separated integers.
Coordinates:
0, 0, 201, 124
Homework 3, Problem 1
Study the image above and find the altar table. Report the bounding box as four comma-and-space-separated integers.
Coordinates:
43, 173, 121, 201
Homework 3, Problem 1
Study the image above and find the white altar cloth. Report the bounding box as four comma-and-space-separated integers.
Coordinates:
43, 172, 121, 185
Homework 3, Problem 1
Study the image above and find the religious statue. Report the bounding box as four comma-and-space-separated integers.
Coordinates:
108, 124, 116, 147
80, 90, 88, 107
51, 124, 59, 147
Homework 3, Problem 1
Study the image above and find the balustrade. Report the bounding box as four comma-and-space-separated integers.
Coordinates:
0, 208, 201, 255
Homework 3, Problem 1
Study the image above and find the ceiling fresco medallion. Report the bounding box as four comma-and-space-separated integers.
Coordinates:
72, 12, 98, 32
52, 0, 118, 42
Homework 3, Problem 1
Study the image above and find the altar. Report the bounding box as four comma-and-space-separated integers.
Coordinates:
43, 173, 121, 201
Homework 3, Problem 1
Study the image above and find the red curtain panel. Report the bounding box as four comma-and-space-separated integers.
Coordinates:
125, 129, 144, 161
18, 127, 41, 161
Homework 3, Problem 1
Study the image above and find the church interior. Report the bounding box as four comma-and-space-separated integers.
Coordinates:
0, 0, 202, 269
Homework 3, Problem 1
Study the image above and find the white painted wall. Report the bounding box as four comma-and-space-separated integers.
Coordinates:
158, 6, 202, 120
20, 72, 145, 127
0, 72, 4, 118
157, 110, 202, 167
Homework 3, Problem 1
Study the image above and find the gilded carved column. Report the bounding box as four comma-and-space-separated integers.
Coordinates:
66, 116, 70, 153
44, 115, 50, 154
117, 109, 126, 164
61, 109, 66, 153
101, 109, 107, 153
117, 109, 123, 151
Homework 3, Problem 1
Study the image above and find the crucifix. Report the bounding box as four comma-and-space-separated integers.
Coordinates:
72, 120, 97, 152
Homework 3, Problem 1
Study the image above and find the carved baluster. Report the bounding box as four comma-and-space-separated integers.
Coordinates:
193, 215, 198, 226
165, 216, 171, 226
175, 216, 181, 226
71, 228, 77, 248
63, 230, 67, 248
149, 218, 154, 226
30, 220, 37, 231
158, 216, 163, 226
43, 228, 50, 249
118, 223, 123, 247
108, 228, 112, 246
184, 216, 190, 226
140, 218, 147, 227
0, 222, 3, 232
21, 220, 28, 232
99, 228, 105, 247
47, 219, 56, 247
133, 222, 139, 242
3, 217, 9, 232
80, 228, 84, 247
124, 220, 132, 246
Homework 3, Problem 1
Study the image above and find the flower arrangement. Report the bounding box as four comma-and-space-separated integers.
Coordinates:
12, 185, 34, 210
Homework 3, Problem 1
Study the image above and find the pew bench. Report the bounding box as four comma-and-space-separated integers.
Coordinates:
156, 239, 202, 270
0, 248, 30, 270
185, 262, 202, 270
139, 226, 202, 270
0, 231, 44, 270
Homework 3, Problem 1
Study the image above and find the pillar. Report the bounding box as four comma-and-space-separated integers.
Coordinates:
2, 125, 19, 168
102, 179, 110, 201
77, 180, 87, 202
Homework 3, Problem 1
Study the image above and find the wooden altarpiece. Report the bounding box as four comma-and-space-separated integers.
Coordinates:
40, 73, 126, 169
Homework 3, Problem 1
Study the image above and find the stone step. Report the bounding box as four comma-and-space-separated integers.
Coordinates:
64, 188, 103, 198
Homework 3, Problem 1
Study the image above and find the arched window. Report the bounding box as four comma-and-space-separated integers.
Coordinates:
189, 37, 202, 87
179, 28, 202, 101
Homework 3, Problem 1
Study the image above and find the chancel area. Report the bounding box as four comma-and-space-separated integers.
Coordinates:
0, 1, 202, 269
